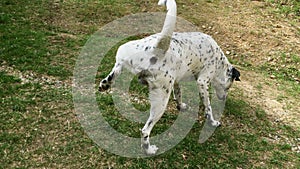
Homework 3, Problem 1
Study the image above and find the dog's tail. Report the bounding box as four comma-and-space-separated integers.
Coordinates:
158, 0, 177, 37
156, 0, 177, 53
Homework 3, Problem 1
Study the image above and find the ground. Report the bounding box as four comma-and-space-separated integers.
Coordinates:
197, 0, 300, 128
0, 0, 299, 168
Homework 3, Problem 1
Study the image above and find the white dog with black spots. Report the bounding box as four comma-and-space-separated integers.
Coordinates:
99, 0, 240, 155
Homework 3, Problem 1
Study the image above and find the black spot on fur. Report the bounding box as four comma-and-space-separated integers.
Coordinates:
205, 113, 210, 119
144, 135, 149, 141
145, 46, 150, 51
138, 77, 148, 86
138, 70, 150, 86
172, 38, 180, 44
150, 57, 158, 65
164, 71, 169, 77
108, 73, 114, 81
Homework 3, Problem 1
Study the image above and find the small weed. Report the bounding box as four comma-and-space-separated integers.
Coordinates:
256, 83, 263, 91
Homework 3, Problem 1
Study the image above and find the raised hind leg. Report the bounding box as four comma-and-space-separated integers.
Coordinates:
99, 63, 122, 91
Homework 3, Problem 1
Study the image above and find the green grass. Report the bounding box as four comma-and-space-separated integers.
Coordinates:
0, 0, 78, 79
266, 0, 300, 17
1, 0, 299, 168
260, 54, 300, 81
259, 52, 300, 98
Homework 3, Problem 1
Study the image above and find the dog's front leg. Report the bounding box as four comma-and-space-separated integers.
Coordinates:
141, 83, 172, 155
197, 78, 221, 127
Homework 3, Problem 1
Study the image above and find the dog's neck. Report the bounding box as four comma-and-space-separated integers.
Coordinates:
216, 56, 233, 81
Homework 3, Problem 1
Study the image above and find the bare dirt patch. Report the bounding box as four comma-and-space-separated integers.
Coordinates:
0, 62, 70, 89
233, 68, 299, 128
206, 0, 299, 65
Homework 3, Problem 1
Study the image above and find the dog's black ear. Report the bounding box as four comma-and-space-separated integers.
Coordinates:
232, 67, 241, 81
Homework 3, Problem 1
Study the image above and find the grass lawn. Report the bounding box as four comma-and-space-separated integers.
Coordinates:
1, 0, 299, 168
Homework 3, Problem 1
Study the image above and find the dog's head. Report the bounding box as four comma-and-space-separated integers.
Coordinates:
213, 66, 241, 100
231, 67, 241, 82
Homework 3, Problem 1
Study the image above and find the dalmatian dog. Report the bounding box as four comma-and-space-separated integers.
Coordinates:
99, 0, 240, 155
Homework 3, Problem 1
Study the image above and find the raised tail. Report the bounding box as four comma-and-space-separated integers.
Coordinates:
158, 0, 177, 37
156, 0, 177, 53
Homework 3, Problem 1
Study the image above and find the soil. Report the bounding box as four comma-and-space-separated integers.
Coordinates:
234, 68, 299, 127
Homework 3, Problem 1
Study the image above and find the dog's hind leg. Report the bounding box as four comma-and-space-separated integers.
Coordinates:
173, 82, 187, 111
197, 76, 221, 127
141, 81, 173, 155
99, 63, 122, 92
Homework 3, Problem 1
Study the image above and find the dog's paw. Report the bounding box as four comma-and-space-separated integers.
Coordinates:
211, 120, 221, 127
177, 103, 188, 111
205, 113, 221, 127
180, 103, 188, 111
98, 81, 110, 92
145, 145, 158, 155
